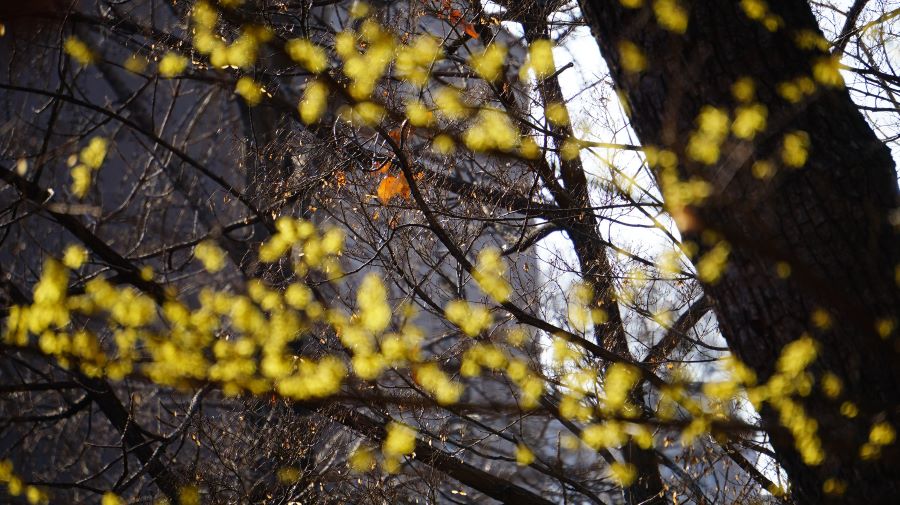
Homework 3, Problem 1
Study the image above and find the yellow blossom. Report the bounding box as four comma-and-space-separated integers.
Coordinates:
732, 104, 767, 139
653, 0, 688, 33
609, 462, 638, 486
383, 421, 416, 456
158, 52, 188, 77
470, 43, 507, 82
357, 273, 391, 333
101, 492, 125, 505
299, 80, 328, 124
528, 39, 555, 78
64, 36, 94, 65
781, 130, 810, 168
285, 38, 328, 73
62, 245, 88, 269
432, 134, 455, 154
235, 76, 264, 106
515, 444, 535, 466
618, 41, 646, 73
195, 240, 226, 272
406, 100, 434, 127
349, 446, 375, 472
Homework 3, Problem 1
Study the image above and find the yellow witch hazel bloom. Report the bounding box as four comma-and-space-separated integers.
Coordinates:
194, 240, 227, 272
653, 0, 689, 33
348, 446, 375, 472
64, 36, 94, 65
70, 136, 109, 197
80, 137, 108, 169
776, 335, 818, 376
473, 247, 512, 302
158, 52, 188, 78
618, 41, 647, 73
340, 21, 396, 99
434, 86, 469, 119
299, 80, 328, 124
383, 421, 417, 456
527, 39, 555, 79
405, 100, 434, 127
469, 42, 507, 82
357, 273, 391, 333
396, 35, 443, 87
444, 300, 493, 336
124, 54, 148, 74
582, 422, 628, 449
567, 282, 607, 332
415, 362, 464, 405
515, 444, 535, 466
609, 462, 638, 486
695, 240, 730, 283
70, 165, 92, 198
545, 102, 570, 126
731, 103, 767, 139
781, 130, 810, 168
686, 106, 730, 164
463, 108, 519, 152
225, 27, 271, 69
62, 245, 88, 269
604, 362, 640, 412
285, 38, 328, 73
192, 1, 218, 29
235, 76, 264, 106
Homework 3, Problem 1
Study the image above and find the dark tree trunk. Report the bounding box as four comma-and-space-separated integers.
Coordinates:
578, 1, 900, 503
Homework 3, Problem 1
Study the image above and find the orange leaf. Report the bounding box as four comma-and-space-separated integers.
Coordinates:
464, 23, 479, 39
449, 9, 462, 23
377, 174, 410, 203
373, 159, 392, 175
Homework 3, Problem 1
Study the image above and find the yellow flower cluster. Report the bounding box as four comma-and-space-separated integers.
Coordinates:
567, 282, 608, 333
469, 43, 507, 82
472, 247, 512, 302
395, 35, 443, 87
523, 39, 555, 79
609, 461, 638, 486
194, 240, 227, 272
695, 240, 731, 283
299, 80, 329, 124
158, 52, 188, 77
70, 136, 109, 198
337, 21, 396, 100
740, 0, 783, 31
235, 76, 265, 106
405, 100, 434, 127
63, 36, 94, 65
860, 421, 896, 460
618, 41, 647, 74
444, 299, 493, 336
653, 0, 688, 34
191, 2, 272, 70
382, 421, 416, 472
781, 130, 810, 168
285, 38, 328, 73
731, 104, 767, 139
414, 362, 464, 405
1, 460, 48, 504
777, 76, 816, 103
686, 106, 730, 164
258, 217, 344, 278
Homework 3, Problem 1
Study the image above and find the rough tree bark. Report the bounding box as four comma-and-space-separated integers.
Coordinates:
577, 1, 899, 503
